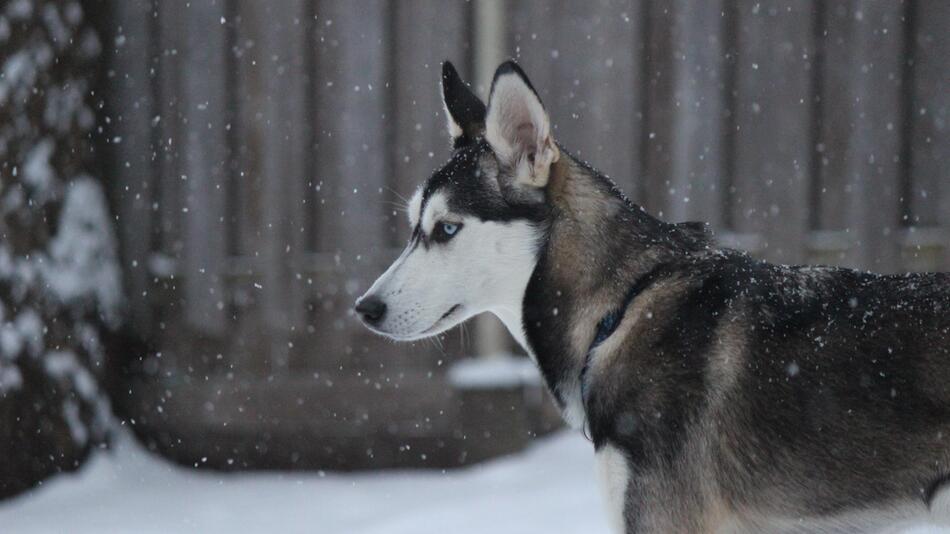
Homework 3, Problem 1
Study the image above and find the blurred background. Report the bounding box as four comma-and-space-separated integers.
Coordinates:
0, 0, 946, 532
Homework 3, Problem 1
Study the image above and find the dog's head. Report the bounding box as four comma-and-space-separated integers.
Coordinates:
354, 61, 558, 342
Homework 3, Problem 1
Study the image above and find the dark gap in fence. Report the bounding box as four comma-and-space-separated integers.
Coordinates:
146, 0, 162, 258
898, 0, 918, 228
302, 1, 317, 255
157, 1, 182, 260
807, 0, 825, 233
720, 1, 738, 233
635, 0, 654, 207
305, 2, 320, 254
224, 0, 240, 258
463, 0, 477, 89
383, 2, 399, 249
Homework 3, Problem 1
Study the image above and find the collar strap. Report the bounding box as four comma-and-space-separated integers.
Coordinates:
580, 265, 669, 399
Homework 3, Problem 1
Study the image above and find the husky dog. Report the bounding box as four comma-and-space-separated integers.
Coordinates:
355, 60, 950, 533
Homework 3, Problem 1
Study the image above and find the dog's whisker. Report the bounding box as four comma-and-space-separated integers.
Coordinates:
383, 185, 409, 205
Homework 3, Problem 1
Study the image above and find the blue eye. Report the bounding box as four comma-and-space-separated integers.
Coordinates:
433, 221, 462, 242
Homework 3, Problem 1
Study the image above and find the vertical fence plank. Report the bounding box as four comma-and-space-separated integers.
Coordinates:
508, 1, 559, 103
225, 0, 268, 375
510, 1, 644, 199
908, 0, 950, 270
312, 0, 390, 367
908, 0, 948, 228
180, 0, 228, 334
312, 1, 388, 258
675, 0, 729, 227
645, 0, 728, 226
549, 0, 644, 197
730, 0, 815, 263
815, 1, 904, 272
473, 0, 507, 96
231, 0, 264, 261
155, 1, 182, 263
251, 1, 311, 372
151, 0, 188, 373
641, 1, 676, 217
108, 0, 155, 333
846, 1, 904, 272
813, 1, 851, 241
390, 1, 470, 246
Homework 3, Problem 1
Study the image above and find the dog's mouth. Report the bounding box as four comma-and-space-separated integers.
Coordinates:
368, 304, 463, 342
421, 304, 462, 335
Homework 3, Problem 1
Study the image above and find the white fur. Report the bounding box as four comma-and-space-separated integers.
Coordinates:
360, 193, 539, 342
420, 192, 449, 235
931, 486, 950, 527
407, 186, 424, 228
596, 444, 630, 534
442, 98, 464, 141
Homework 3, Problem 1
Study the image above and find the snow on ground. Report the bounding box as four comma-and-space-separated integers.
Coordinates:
2, 429, 950, 534
0, 431, 609, 534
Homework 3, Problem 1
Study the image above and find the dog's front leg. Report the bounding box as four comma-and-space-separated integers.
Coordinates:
595, 443, 635, 533
595, 443, 707, 533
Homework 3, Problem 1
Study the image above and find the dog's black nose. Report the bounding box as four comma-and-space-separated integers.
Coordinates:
355, 295, 387, 324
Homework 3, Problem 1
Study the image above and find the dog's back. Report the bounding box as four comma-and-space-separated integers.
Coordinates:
587, 251, 950, 530
731, 263, 950, 513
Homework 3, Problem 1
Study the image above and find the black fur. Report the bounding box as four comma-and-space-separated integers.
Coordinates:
441, 61, 486, 149
419, 141, 548, 226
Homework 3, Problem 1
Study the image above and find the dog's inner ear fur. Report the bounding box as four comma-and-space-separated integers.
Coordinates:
485, 61, 559, 189
441, 61, 486, 148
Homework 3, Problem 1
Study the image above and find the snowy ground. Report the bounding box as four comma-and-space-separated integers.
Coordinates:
2, 430, 950, 534
0, 431, 609, 534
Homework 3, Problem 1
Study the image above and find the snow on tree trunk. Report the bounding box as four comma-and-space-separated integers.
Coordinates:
0, 0, 122, 498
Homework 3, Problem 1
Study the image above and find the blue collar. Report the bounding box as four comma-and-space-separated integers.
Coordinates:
579, 266, 668, 399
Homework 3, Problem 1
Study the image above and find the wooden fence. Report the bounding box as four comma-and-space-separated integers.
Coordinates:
101, 0, 948, 469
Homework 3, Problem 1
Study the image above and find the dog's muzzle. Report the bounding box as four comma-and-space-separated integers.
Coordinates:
354, 295, 387, 326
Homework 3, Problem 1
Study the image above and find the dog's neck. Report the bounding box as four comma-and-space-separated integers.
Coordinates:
543, 155, 677, 287
515, 154, 704, 426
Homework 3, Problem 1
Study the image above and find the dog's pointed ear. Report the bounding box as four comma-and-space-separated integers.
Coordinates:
441, 61, 486, 148
485, 60, 558, 189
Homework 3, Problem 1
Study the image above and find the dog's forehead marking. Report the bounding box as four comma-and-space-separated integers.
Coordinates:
408, 149, 469, 230
409, 143, 505, 234
421, 191, 449, 233
408, 186, 424, 228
